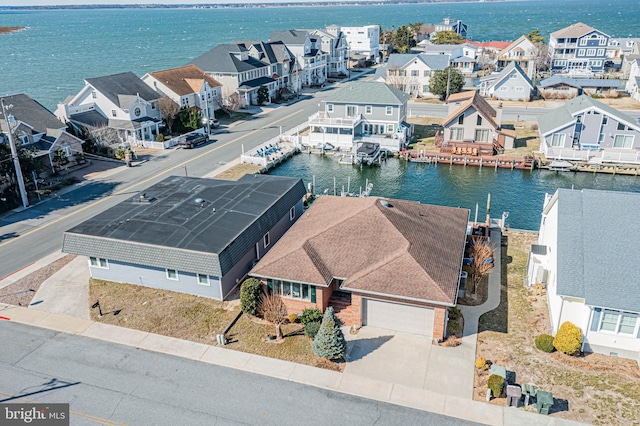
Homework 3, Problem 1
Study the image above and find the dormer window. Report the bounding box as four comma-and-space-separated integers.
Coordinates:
458, 115, 464, 125
91, 91, 97, 99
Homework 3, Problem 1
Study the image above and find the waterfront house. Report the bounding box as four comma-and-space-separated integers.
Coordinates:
189, 44, 277, 107
478, 62, 534, 101
311, 26, 349, 78
234, 40, 301, 95
270, 30, 329, 87
373, 53, 450, 98
526, 188, 640, 362
433, 17, 468, 38
496, 35, 537, 74
141, 65, 222, 132
538, 75, 620, 100
340, 25, 380, 62
606, 38, 640, 62
442, 91, 515, 154
625, 59, 640, 102
250, 195, 469, 341
420, 43, 478, 75
1, 93, 84, 174
306, 81, 411, 152
537, 95, 640, 163
55, 72, 162, 146
62, 174, 306, 301
548, 22, 610, 75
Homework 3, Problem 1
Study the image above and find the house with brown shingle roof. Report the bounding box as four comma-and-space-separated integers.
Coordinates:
142, 65, 222, 131
442, 91, 515, 154
249, 195, 469, 341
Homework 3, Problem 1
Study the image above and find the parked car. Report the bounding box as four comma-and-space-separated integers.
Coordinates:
181, 133, 207, 149
210, 119, 220, 129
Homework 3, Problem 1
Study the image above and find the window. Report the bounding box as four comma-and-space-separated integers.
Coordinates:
151, 102, 156, 110
92, 91, 97, 99
515, 86, 525, 92
576, 115, 582, 123
580, 37, 587, 46
578, 49, 585, 56
326, 104, 333, 113
599, 310, 638, 335
586, 48, 596, 56
365, 105, 372, 115
598, 133, 604, 144
450, 128, 463, 140
423, 70, 431, 77
476, 115, 482, 126
166, 269, 178, 280
510, 73, 517, 79
411, 70, 418, 77
457, 115, 464, 125
346, 105, 357, 117
423, 85, 429, 92
551, 133, 566, 147
387, 124, 394, 133
602, 116, 608, 125
475, 129, 489, 142
613, 134, 634, 148
197, 274, 210, 286
385, 106, 393, 115
289, 206, 295, 221
263, 232, 270, 247
600, 311, 618, 332
89, 257, 108, 269
272, 279, 314, 301
597, 48, 605, 56
617, 122, 626, 131
500, 86, 508, 92
111, 110, 117, 117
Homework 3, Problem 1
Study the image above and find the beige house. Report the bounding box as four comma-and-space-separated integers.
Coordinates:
496, 35, 537, 75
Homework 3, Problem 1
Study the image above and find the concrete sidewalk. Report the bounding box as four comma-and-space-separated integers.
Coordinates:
0, 302, 582, 426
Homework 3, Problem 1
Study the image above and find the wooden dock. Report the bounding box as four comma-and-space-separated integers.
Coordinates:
402, 150, 535, 170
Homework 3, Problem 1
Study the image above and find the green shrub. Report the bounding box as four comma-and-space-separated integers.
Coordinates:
535, 334, 555, 353
304, 321, 321, 339
487, 374, 505, 398
312, 307, 347, 360
447, 319, 461, 336
156, 133, 164, 142
300, 307, 323, 325
448, 306, 461, 320
554, 321, 583, 355
240, 278, 263, 316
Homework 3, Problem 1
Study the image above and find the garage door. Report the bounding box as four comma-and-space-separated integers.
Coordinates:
362, 298, 434, 337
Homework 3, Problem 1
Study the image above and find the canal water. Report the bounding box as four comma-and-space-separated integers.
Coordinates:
268, 154, 640, 230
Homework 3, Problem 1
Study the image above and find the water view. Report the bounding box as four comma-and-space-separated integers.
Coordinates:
268, 154, 640, 230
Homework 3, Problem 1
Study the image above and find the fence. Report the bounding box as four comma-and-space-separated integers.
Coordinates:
240, 123, 308, 166
543, 145, 640, 165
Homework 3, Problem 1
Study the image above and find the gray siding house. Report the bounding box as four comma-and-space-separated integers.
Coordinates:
62, 175, 306, 300
538, 95, 640, 164
307, 81, 412, 152
478, 62, 534, 101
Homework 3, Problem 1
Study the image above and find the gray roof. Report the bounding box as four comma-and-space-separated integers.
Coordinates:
0, 93, 65, 134
270, 30, 308, 45
62, 175, 306, 277
383, 53, 450, 71
324, 81, 410, 105
239, 76, 277, 90
189, 44, 268, 74
490, 62, 533, 90
69, 110, 109, 128
537, 95, 639, 135
539, 75, 620, 89
86, 72, 160, 108
553, 189, 640, 312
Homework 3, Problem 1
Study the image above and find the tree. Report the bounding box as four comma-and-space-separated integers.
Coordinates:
526, 29, 546, 44
468, 237, 494, 295
240, 278, 263, 316
157, 95, 179, 134
429, 66, 464, 100
257, 86, 269, 106
430, 30, 466, 45
553, 322, 582, 355
259, 291, 288, 340
392, 25, 416, 54
477, 49, 497, 72
532, 42, 550, 73
217, 92, 243, 118
385, 65, 410, 92
86, 124, 120, 150
174, 106, 202, 133
312, 307, 346, 360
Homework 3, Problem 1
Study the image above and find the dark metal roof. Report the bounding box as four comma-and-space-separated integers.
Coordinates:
62, 175, 306, 276
69, 110, 109, 128
239, 76, 277, 89
189, 44, 269, 74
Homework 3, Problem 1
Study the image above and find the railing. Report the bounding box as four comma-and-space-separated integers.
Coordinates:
543, 145, 640, 164
308, 132, 354, 146
308, 112, 362, 127
240, 123, 308, 166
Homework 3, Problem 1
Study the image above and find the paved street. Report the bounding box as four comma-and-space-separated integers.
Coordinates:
0, 321, 475, 426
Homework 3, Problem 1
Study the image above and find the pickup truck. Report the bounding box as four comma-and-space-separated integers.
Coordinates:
180, 133, 207, 149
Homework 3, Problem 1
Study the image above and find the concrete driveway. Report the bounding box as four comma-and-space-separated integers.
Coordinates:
344, 326, 475, 398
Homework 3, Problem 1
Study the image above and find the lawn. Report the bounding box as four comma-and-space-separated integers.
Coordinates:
212, 163, 262, 180
474, 231, 640, 425
498, 120, 540, 157
407, 117, 443, 150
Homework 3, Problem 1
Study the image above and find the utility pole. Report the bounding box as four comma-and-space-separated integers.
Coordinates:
1, 98, 29, 209
446, 67, 451, 100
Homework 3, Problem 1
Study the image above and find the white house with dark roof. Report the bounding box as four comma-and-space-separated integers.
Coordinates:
55, 71, 162, 146
478, 62, 534, 101
420, 43, 478, 75
62, 174, 306, 300
234, 40, 301, 94
548, 22, 610, 75
374, 53, 450, 98
526, 188, 640, 362
270, 30, 329, 87
306, 81, 411, 152
433, 17, 468, 38
537, 95, 640, 164
1, 93, 84, 174
189, 44, 278, 107
142, 64, 222, 131
311, 26, 349, 78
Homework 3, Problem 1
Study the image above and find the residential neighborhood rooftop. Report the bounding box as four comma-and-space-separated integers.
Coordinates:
147, 65, 222, 96
0, 93, 66, 134
85, 71, 160, 108
550, 22, 600, 39
324, 81, 410, 105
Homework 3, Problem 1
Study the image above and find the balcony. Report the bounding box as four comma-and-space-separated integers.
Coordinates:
308, 112, 362, 128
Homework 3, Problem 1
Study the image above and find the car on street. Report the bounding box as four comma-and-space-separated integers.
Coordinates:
210, 119, 220, 129
180, 132, 208, 149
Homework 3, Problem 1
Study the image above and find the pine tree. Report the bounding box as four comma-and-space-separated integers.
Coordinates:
312, 307, 347, 360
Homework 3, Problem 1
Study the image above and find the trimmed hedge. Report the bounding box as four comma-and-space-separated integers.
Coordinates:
554, 321, 582, 355
535, 334, 555, 353
300, 307, 323, 325
240, 278, 263, 316
487, 374, 505, 398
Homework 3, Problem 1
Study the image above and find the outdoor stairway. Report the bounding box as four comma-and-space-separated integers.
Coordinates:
329, 291, 356, 326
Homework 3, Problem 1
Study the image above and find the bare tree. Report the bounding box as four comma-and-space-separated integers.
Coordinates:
157, 95, 179, 134
532, 42, 549, 74
259, 291, 288, 340
216, 92, 243, 118
385, 65, 409, 93
87, 124, 119, 147
469, 237, 494, 295
477, 50, 497, 73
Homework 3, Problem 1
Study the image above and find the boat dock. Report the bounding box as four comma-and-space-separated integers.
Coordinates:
402, 150, 535, 170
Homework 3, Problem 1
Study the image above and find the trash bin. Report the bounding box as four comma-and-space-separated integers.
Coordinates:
536, 390, 553, 415
506, 385, 521, 407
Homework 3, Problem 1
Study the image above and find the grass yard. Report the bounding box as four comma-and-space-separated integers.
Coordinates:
474, 231, 640, 425
407, 117, 443, 150
498, 121, 540, 158
212, 163, 262, 180
89, 279, 239, 344
226, 314, 343, 371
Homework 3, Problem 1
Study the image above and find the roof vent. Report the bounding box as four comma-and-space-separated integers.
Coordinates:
195, 198, 206, 208
133, 193, 156, 204
379, 200, 392, 208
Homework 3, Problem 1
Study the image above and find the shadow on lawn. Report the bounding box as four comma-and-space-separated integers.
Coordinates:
478, 234, 509, 334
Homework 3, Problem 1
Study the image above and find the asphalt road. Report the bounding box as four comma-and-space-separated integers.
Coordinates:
0, 321, 475, 426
